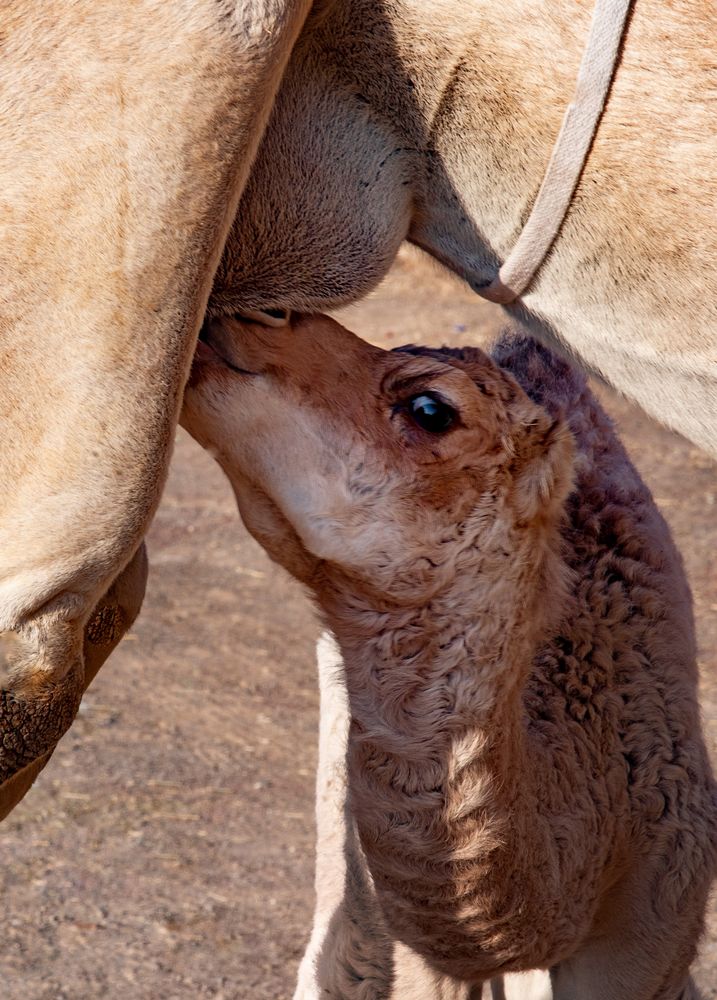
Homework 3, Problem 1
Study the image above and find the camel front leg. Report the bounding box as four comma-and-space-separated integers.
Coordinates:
0, 543, 148, 819
0, 0, 311, 808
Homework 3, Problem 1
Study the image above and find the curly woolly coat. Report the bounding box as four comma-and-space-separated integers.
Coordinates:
181, 317, 717, 999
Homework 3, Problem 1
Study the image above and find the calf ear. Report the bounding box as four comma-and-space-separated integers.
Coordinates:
398, 342, 576, 521
511, 411, 575, 525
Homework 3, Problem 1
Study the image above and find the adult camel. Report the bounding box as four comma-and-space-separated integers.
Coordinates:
0, 0, 715, 829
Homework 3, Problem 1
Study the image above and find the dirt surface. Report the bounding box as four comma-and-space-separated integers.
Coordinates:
1, 248, 715, 999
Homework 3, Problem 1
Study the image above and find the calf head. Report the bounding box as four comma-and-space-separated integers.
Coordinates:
181, 315, 574, 611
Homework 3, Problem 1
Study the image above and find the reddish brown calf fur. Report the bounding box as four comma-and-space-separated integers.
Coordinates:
182, 314, 717, 999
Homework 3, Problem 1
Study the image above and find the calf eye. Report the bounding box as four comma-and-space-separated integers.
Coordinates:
407, 393, 456, 433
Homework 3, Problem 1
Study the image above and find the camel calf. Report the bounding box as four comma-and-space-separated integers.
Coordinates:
182, 313, 717, 999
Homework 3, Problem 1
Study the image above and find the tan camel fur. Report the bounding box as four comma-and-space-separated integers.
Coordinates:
181, 313, 717, 999
2, 0, 716, 810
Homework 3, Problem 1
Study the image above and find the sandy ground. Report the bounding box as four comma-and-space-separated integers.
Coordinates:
1, 249, 715, 999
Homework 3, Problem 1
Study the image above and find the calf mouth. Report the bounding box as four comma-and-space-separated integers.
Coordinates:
195, 317, 261, 377
237, 307, 291, 328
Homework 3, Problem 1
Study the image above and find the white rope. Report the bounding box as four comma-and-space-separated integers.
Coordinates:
478, 0, 633, 304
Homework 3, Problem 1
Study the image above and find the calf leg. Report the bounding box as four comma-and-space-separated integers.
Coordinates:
550, 890, 704, 1000
552, 950, 699, 1000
